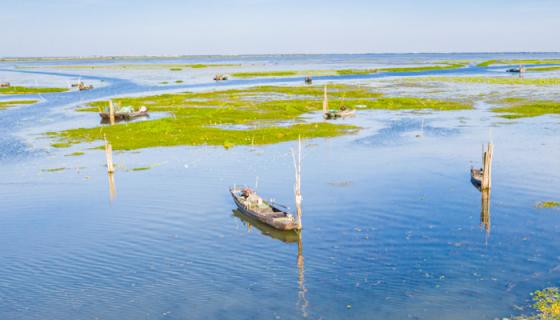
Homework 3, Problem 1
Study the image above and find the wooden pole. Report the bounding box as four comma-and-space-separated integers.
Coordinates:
105, 137, 115, 174
322, 85, 328, 114
291, 137, 303, 230
481, 189, 491, 234
109, 100, 115, 125
481, 143, 493, 190
108, 172, 117, 202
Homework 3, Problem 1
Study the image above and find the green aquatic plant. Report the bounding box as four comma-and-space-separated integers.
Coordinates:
232, 71, 299, 78
493, 99, 560, 119
175, 80, 184, 83
42, 168, 66, 172
527, 66, 560, 72
536, 201, 560, 209
18, 63, 241, 70
169, 68, 182, 71
50, 85, 470, 150
64, 152, 85, 157
0, 86, 68, 95
380, 63, 466, 73
0, 99, 38, 109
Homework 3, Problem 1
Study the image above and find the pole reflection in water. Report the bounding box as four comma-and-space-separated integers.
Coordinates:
480, 189, 491, 237
232, 210, 309, 317
108, 172, 117, 203
296, 231, 308, 318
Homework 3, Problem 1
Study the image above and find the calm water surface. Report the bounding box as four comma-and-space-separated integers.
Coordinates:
0, 53, 559, 320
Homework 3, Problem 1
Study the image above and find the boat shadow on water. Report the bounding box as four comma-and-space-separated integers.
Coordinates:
232, 209, 299, 243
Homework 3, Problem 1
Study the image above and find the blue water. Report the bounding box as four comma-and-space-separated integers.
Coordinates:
0, 53, 559, 320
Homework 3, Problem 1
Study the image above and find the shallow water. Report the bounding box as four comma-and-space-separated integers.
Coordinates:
0, 53, 559, 320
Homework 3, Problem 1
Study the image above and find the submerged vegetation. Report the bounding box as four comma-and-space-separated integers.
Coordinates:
0, 99, 37, 109
527, 66, 560, 72
49, 84, 470, 150
493, 98, 560, 119
0, 86, 68, 95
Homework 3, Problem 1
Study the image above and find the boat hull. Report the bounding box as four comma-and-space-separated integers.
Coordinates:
230, 188, 298, 231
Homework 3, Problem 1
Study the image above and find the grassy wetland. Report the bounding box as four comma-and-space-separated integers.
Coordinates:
231, 63, 467, 78
0, 99, 37, 109
0, 86, 68, 95
49, 84, 471, 150
3, 53, 560, 320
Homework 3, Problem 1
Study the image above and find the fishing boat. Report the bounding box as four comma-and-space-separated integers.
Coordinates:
230, 186, 299, 231
507, 66, 526, 73
99, 106, 149, 122
324, 106, 355, 119
0, 82, 10, 88
470, 167, 483, 188
304, 76, 312, 84
78, 82, 94, 91
322, 85, 355, 119
214, 74, 229, 81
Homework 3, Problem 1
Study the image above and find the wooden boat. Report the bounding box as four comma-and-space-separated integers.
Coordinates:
470, 167, 483, 188
507, 66, 526, 73
99, 106, 149, 122
230, 186, 299, 231
304, 76, 312, 84
324, 106, 356, 119
78, 82, 94, 91
0, 82, 10, 88
214, 74, 229, 81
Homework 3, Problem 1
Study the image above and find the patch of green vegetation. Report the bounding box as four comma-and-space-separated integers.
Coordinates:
131, 166, 151, 171
493, 99, 560, 119
232, 64, 466, 78
514, 288, 560, 319
232, 71, 299, 78
50, 85, 470, 150
160, 81, 169, 85
64, 151, 85, 157
169, 68, 182, 71
478, 59, 560, 67
336, 69, 378, 75
0, 99, 38, 110
527, 66, 560, 72
0, 86, 68, 95
537, 201, 560, 209
42, 167, 66, 172
380, 63, 466, 73
410, 76, 560, 86
51, 142, 71, 148
175, 80, 184, 84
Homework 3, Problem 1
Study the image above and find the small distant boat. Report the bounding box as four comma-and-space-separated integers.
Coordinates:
0, 82, 10, 88
77, 82, 94, 91
507, 66, 526, 73
214, 74, 229, 81
324, 106, 355, 119
99, 106, 149, 122
304, 76, 312, 84
470, 167, 483, 188
230, 186, 299, 231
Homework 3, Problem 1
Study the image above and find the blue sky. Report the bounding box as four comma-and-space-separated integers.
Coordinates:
1, 0, 559, 56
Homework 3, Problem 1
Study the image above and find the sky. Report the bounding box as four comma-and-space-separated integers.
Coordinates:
1, 0, 559, 57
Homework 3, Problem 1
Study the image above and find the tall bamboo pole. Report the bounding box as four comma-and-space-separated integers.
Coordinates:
109, 100, 115, 125
291, 137, 303, 230
322, 85, 328, 115
481, 143, 493, 190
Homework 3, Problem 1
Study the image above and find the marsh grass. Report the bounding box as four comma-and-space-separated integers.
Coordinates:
50, 84, 471, 150
527, 66, 560, 72
0, 99, 38, 109
232, 64, 466, 78
0, 86, 68, 95
477, 59, 560, 67
536, 201, 560, 209
18, 63, 241, 70
493, 99, 560, 119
